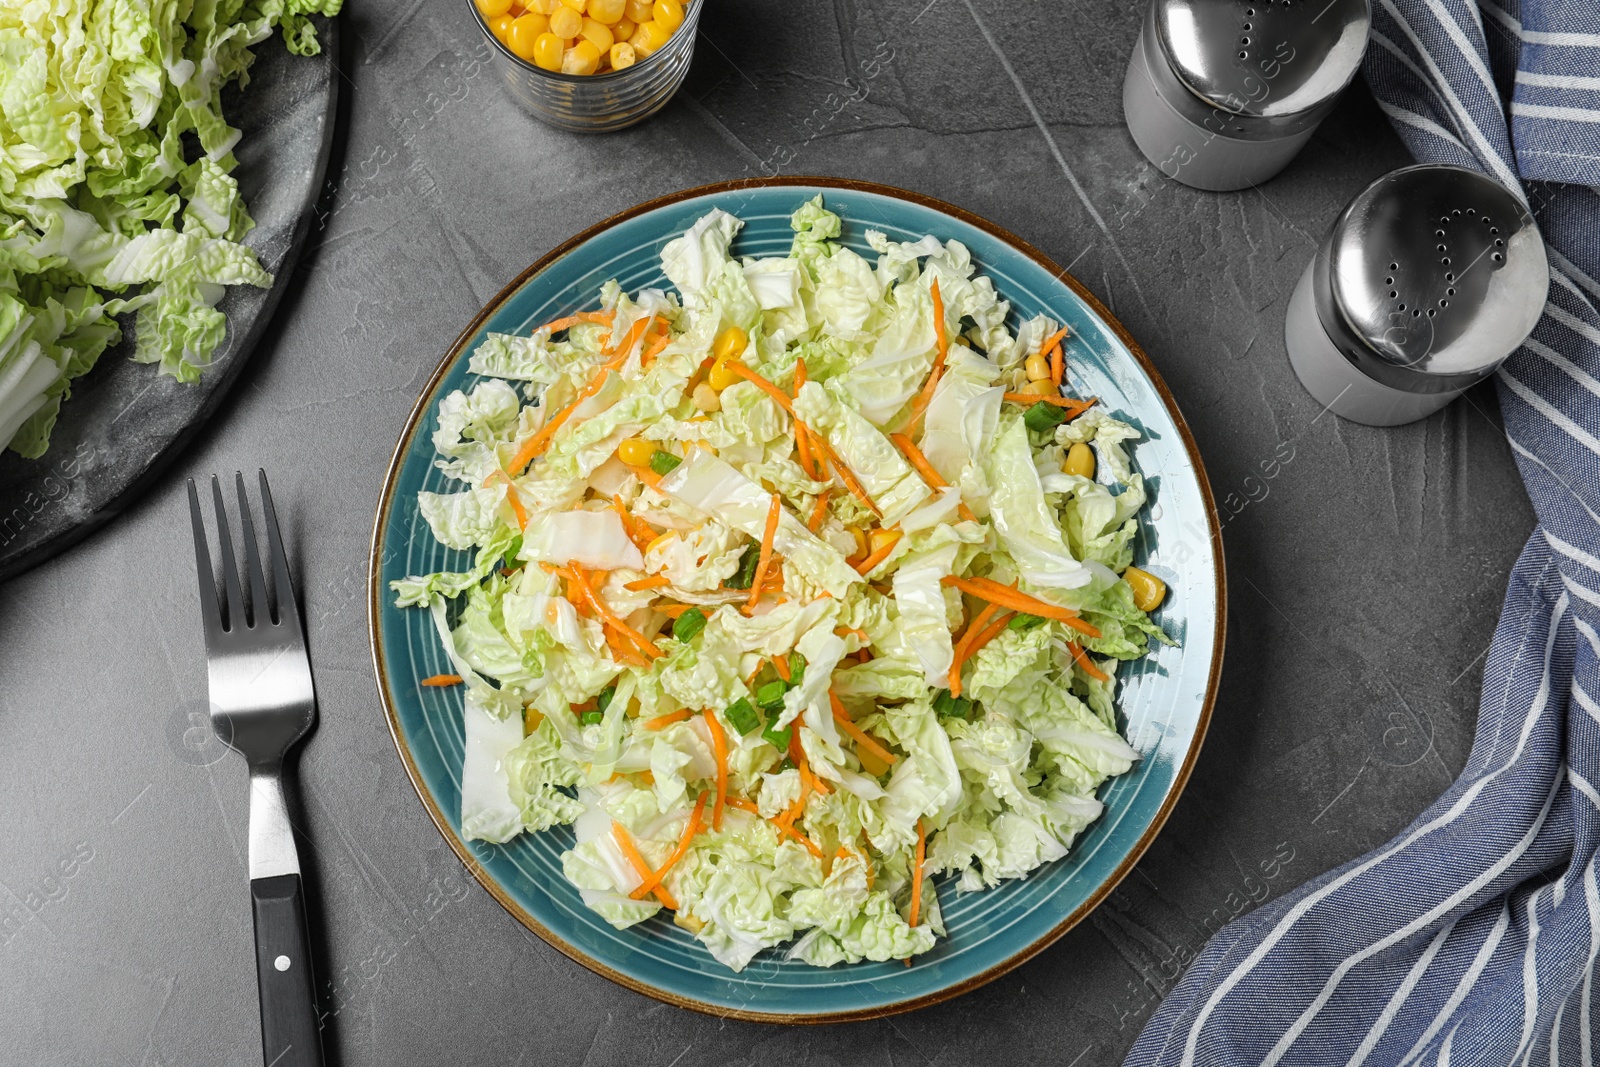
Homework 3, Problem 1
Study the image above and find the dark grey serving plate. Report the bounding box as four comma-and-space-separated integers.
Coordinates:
0, 18, 339, 582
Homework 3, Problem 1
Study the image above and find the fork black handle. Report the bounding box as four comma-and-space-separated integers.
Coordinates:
251, 874, 325, 1067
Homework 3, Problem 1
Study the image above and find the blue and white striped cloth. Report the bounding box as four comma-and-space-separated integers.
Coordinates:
1127, 2, 1600, 1064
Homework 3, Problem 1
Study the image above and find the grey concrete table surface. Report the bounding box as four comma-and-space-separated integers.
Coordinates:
0, 1, 1537, 1064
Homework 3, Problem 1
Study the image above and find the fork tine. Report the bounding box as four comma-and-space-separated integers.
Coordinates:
187, 479, 225, 641
256, 469, 302, 634
210, 474, 248, 631
235, 472, 272, 626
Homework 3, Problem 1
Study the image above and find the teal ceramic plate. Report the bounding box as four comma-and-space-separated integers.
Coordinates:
368, 178, 1225, 1022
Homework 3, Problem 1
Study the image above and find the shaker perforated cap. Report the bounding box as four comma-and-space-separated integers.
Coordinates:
1312, 164, 1549, 393
1151, 0, 1370, 137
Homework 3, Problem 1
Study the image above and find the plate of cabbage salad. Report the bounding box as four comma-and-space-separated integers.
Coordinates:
372, 181, 1223, 1020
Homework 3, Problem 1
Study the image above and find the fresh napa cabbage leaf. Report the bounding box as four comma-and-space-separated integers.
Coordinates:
0, 0, 341, 456
984, 415, 1092, 590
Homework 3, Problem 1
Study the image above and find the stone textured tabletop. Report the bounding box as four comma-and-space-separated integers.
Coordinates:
0, 1, 1535, 1064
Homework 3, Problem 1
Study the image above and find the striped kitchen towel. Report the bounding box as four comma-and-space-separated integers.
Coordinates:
1127, 1, 1600, 1064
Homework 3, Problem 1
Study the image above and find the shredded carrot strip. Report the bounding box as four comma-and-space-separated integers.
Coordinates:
908, 818, 928, 929
1036, 324, 1069, 359
748, 493, 782, 609
644, 708, 693, 731
625, 576, 672, 591
834, 625, 870, 644
852, 529, 903, 576
829, 691, 898, 764
571, 562, 662, 657
964, 610, 1015, 663
640, 328, 672, 364
536, 314, 589, 334
577, 310, 615, 326
948, 602, 1001, 697
723, 796, 761, 816
1067, 639, 1112, 682
774, 821, 825, 858
420, 674, 461, 687
792, 359, 822, 479
789, 728, 830, 797
704, 709, 729, 829
1050, 342, 1064, 387
508, 373, 608, 474
608, 313, 654, 359
629, 793, 706, 900
611, 822, 678, 909
940, 575, 1100, 636
905, 280, 948, 434
806, 488, 833, 532
603, 626, 649, 667
888, 433, 978, 523
686, 354, 717, 392
1001, 393, 1098, 416
655, 604, 693, 618
808, 432, 880, 517
771, 654, 792, 682
727, 363, 796, 414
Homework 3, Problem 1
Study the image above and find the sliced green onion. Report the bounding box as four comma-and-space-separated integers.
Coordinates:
933, 691, 973, 719
725, 544, 760, 589
595, 685, 616, 711
755, 680, 788, 710
672, 607, 707, 642
649, 450, 682, 475
787, 651, 806, 685
580, 710, 603, 725
724, 697, 761, 735
1007, 613, 1045, 631
1024, 401, 1067, 434
762, 721, 793, 751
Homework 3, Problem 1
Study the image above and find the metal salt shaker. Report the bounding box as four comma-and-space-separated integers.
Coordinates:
1123, 0, 1371, 191
1285, 164, 1549, 426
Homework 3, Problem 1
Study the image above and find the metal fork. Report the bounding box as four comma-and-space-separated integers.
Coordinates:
187, 471, 325, 1067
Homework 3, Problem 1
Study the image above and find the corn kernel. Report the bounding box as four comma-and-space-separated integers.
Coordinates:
613, 16, 636, 38
527, 0, 560, 10
868, 528, 898, 555
692, 382, 720, 412
1062, 441, 1095, 479
476, 0, 514, 17
1020, 378, 1055, 396
625, 0, 654, 21
523, 705, 545, 735
1024, 353, 1050, 381
547, 4, 582, 37
532, 31, 566, 69
674, 912, 706, 934
1123, 566, 1167, 612
618, 437, 655, 467
630, 17, 668, 51
707, 359, 741, 391
490, 12, 516, 40
608, 40, 637, 68
846, 526, 869, 561
652, 0, 684, 31
579, 17, 614, 50
507, 13, 548, 56
857, 742, 891, 778
558, 0, 586, 11
588, 0, 627, 22
712, 325, 747, 363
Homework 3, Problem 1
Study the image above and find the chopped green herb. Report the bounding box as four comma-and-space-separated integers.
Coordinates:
499, 534, 523, 569
725, 544, 760, 589
649, 450, 682, 475
595, 685, 616, 711
580, 710, 603, 725
1024, 400, 1067, 434
1007, 613, 1045, 631
933, 691, 973, 719
672, 607, 707, 642
755, 680, 789, 710
724, 697, 761, 735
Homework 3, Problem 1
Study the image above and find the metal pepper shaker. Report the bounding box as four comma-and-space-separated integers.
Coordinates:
1285, 164, 1549, 426
1122, 0, 1370, 191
